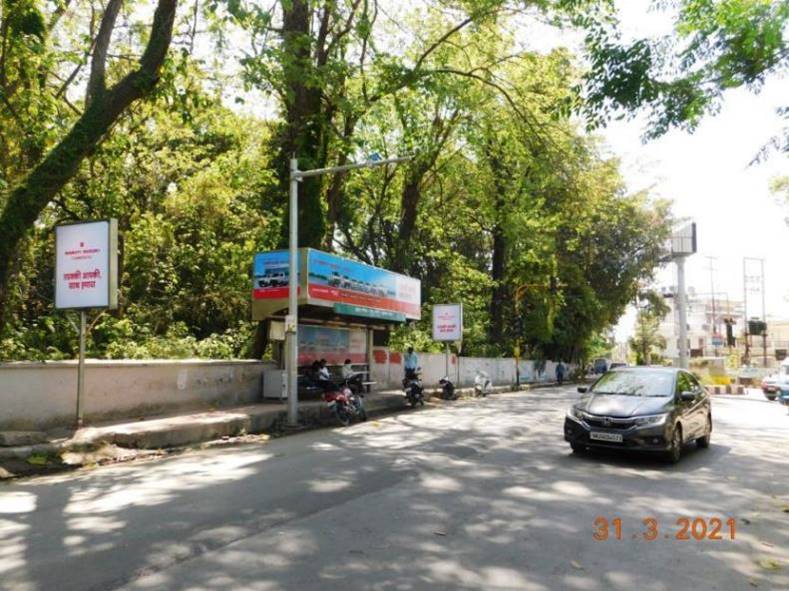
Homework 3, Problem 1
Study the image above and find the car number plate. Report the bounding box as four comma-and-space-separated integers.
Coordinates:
590, 432, 623, 443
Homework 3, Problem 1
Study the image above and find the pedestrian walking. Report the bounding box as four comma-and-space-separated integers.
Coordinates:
556, 360, 566, 386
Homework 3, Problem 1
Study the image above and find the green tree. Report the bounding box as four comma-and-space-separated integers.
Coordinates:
0, 0, 179, 322
629, 290, 670, 365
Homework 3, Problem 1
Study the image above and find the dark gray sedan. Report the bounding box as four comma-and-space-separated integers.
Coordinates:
564, 367, 712, 463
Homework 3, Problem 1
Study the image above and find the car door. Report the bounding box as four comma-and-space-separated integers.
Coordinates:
687, 373, 709, 435
674, 372, 697, 440
677, 371, 705, 438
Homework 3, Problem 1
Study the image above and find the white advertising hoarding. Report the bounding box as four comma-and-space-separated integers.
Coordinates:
432, 303, 463, 342
55, 220, 118, 310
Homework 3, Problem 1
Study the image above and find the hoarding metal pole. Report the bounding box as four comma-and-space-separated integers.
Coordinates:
742, 258, 749, 365
445, 343, 450, 378
287, 157, 299, 427
761, 258, 767, 368
676, 256, 689, 369
77, 310, 86, 428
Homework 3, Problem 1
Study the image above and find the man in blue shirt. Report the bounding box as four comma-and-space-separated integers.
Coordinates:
404, 346, 418, 380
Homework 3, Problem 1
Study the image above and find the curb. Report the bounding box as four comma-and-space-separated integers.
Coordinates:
708, 385, 745, 395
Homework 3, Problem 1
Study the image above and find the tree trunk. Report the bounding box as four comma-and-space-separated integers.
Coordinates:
275, 0, 328, 249
485, 142, 509, 345
391, 170, 424, 273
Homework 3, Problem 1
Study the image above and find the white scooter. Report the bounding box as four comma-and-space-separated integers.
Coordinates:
474, 370, 491, 397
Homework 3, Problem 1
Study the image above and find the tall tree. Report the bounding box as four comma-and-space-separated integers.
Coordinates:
0, 0, 179, 322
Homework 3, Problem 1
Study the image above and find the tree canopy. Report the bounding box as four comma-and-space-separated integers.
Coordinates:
0, 0, 785, 363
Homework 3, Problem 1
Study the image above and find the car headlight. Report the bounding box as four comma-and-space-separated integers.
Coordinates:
567, 407, 585, 421
634, 413, 669, 427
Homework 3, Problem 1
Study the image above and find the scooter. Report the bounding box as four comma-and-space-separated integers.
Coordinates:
323, 381, 367, 426
474, 370, 492, 397
403, 369, 425, 407
439, 376, 457, 400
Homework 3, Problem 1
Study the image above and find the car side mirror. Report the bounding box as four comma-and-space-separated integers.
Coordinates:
680, 391, 696, 402
577, 386, 588, 394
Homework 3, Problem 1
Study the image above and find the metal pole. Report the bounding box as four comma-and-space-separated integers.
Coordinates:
761, 258, 767, 368
743, 258, 750, 365
676, 256, 689, 369
445, 343, 450, 377
287, 157, 299, 427
706, 256, 717, 356
76, 310, 86, 428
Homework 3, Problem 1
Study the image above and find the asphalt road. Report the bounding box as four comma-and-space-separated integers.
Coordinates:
1, 386, 787, 591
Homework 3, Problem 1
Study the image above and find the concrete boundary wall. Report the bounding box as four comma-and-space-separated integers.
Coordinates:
0, 360, 272, 430
370, 348, 574, 389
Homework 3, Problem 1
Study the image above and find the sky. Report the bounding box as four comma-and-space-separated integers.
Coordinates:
606, 1, 789, 340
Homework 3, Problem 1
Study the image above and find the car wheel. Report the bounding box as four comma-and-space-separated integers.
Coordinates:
570, 442, 586, 454
766, 394, 777, 401
696, 415, 711, 449
666, 425, 683, 464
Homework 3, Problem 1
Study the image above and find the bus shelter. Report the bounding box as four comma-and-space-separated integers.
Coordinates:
252, 248, 420, 398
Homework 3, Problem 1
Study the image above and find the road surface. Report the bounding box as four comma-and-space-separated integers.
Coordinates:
1, 386, 787, 591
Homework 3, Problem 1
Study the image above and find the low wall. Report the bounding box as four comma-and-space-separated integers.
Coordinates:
0, 360, 271, 430
370, 348, 573, 390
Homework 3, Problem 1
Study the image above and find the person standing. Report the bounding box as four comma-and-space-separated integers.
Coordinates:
404, 346, 418, 380
556, 360, 566, 386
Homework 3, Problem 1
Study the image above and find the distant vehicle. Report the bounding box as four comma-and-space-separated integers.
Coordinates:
765, 358, 789, 401
564, 367, 712, 463
474, 370, 492, 397
609, 362, 628, 370
592, 358, 610, 374
762, 374, 779, 400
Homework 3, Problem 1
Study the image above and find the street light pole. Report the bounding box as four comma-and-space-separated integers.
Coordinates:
676, 256, 689, 369
287, 157, 299, 427
285, 154, 411, 427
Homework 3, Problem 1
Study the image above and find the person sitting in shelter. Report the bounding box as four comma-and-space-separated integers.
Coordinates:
341, 358, 363, 392
307, 360, 321, 385
317, 359, 336, 392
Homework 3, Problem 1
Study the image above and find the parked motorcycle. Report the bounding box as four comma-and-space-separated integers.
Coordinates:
403, 368, 425, 407
323, 381, 367, 426
439, 376, 457, 400
474, 370, 492, 397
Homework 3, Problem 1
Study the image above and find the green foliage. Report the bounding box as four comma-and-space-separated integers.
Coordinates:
1, 0, 692, 361
629, 290, 670, 365
582, 0, 789, 145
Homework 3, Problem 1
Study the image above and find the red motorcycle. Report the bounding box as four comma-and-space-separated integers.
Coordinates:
323, 381, 367, 426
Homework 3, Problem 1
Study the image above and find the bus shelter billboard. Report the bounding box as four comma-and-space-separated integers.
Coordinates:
252, 248, 420, 322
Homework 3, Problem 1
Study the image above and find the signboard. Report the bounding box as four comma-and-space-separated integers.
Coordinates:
432, 303, 463, 341
307, 250, 420, 319
55, 220, 118, 310
670, 222, 697, 257
298, 325, 366, 365
252, 248, 421, 321
253, 251, 299, 300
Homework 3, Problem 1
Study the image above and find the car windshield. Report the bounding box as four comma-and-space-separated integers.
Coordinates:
590, 370, 674, 397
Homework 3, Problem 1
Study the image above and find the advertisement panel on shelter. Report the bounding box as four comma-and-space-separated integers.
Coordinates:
253, 250, 300, 300
432, 303, 463, 341
306, 250, 420, 319
55, 220, 118, 310
298, 325, 367, 365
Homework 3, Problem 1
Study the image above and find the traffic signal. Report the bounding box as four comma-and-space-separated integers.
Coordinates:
725, 321, 735, 347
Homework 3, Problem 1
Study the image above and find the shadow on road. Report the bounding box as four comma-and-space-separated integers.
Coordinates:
0, 389, 787, 591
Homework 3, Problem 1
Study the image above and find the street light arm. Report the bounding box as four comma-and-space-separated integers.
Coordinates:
293, 156, 412, 179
